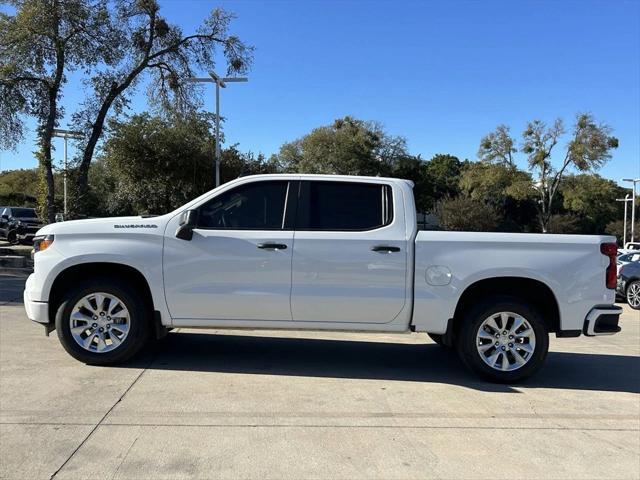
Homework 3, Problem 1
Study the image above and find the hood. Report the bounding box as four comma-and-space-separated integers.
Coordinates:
37, 215, 172, 237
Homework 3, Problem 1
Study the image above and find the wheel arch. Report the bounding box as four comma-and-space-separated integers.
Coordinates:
451, 276, 561, 338
48, 262, 155, 327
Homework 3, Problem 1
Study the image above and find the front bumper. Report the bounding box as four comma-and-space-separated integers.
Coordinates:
583, 305, 622, 336
24, 274, 49, 325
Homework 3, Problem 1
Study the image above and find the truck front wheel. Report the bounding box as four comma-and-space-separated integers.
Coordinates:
456, 296, 549, 383
55, 278, 150, 365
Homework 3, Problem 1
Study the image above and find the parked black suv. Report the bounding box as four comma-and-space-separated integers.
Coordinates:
0, 207, 44, 244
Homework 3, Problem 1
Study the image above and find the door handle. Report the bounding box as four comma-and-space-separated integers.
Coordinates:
257, 243, 288, 250
371, 245, 401, 253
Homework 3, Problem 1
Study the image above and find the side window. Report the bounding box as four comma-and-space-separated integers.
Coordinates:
197, 181, 289, 230
298, 181, 393, 231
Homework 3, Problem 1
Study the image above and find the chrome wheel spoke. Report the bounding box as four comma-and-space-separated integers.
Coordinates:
510, 316, 524, 334
499, 312, 510, 331
516, 342, 534, 354
478, 330, 494, 341
485, 316, 501, 333
500, 352, 511, 371
80, 298, 97, 315
71, 325, 91, 336
111, 322, 129, 335
82, 333, 96, 349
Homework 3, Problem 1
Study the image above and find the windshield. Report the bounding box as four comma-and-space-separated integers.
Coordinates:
12, 208, 37, 218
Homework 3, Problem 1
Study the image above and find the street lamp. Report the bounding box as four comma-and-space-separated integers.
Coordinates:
52, 128, 83, 217
185, 71, 248, 187
622, 178, 640, 243
616, 194, 632, 246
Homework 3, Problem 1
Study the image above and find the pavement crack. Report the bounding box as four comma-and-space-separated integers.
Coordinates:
109, 433, 140, 480
48, 355, 155, 480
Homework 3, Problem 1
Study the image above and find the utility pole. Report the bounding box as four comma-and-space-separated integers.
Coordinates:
622, 178, 640, 244
52, 129, 83, 217
616, 194, 632, 246
185, 72, 248, 187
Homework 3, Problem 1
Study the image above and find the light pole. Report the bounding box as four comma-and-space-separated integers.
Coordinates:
52, 129, 83, 217
616, 194, 632, 246
622, 178, 640, 244
185, 71, 248, 187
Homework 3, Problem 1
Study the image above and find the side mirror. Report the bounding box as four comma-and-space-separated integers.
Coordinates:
1, 215, 8, 220
175, 209, 198, 241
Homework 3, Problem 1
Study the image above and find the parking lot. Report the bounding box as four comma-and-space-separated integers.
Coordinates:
1, 272, 639, 480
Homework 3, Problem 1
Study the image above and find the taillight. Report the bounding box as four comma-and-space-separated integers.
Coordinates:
600, 242, 617, 289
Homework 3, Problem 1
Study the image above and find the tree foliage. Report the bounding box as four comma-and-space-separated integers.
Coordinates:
480, 113, 618, 232
270, 116, 410, 176
99, 112, 217, 214
72, 0, 253, 212
435, 196, 501, 232
0, 0, 116, 221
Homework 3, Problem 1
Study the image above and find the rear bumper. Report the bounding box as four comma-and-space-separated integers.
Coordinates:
583, 305, 622, 336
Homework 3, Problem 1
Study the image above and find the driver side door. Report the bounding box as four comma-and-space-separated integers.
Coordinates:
163, 179, 296, 322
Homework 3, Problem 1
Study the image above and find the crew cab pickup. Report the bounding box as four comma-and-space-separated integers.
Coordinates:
24, 174, 622, 382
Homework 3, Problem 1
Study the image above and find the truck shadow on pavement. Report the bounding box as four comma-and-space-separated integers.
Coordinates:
139, 332, 640, 394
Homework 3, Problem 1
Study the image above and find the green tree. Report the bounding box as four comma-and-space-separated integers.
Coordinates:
422, 154, 465, 208
560, 174, 626, 234
271, 116, 410, 176
435, 196, 501, 232
0, 168, 39, 206
72, 1, 253, 213
605, 219, 631, 246
100, 112, 216, 214
459, 162, 536, 231
478, 124, 516, 167
480, 113, 618, 232
220, 146, 281, 183
0, 0, 116, 221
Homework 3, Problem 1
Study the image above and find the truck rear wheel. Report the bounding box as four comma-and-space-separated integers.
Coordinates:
55, 278, 150, 365
456, 296, 549, 383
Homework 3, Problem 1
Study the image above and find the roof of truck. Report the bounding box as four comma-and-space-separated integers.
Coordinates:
239, 173, 414, 186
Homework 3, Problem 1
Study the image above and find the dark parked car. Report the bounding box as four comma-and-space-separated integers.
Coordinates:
0, 207, 44, 244
617, 261, 640, 310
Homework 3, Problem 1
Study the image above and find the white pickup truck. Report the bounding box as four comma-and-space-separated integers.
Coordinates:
24, 174, 622, 382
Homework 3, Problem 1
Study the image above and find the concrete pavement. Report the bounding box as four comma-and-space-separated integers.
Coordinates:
1, 273, 639, 479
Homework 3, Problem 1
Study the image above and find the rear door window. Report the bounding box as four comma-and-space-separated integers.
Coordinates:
297, 181, 393, 231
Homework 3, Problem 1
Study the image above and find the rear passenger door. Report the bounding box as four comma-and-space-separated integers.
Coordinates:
290, 180, 408, 324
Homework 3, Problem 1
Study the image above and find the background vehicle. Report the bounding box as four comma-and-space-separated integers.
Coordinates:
0, 207, 44, 244
618, 242, 640, 255
617, 261, 640, 310
24, 174, 622, 383
617, 252, 640, 272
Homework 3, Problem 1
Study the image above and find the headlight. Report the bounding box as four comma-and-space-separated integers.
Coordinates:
33, 235, 54, 253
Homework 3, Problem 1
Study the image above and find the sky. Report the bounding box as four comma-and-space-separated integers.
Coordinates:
1, 0, 639, 185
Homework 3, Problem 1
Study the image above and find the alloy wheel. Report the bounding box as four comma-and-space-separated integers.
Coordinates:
627, 282, 640, 309
69, 292, 130, 353
476, 311, 536, 372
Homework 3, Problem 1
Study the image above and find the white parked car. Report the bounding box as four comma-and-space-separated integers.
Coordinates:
24, 174, 622, 382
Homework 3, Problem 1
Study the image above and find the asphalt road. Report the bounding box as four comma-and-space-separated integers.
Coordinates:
1, 273, 639, 479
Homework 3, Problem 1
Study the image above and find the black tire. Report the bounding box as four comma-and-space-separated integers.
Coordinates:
456, 296, 549, 383
427, 332, 448, 347
626, 280, 640, 310
7, 230, 18, 245
55, 277, 150, 365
